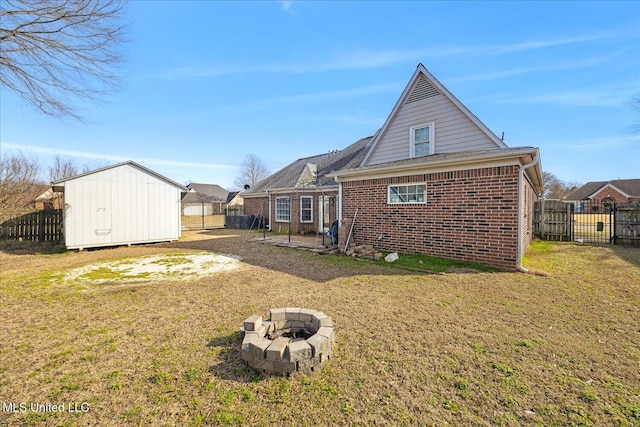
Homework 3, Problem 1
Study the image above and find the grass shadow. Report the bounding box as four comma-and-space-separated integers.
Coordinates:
162, 229, 492, 283
207, 331, 261, 383
610, 244, 640, 268
0, 240, 66, 255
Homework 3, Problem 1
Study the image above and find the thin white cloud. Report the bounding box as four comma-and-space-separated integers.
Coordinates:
467, 32, 619, 56
449, 49, 633, 83
252, 81, 404, 105
262, 50, 428, 74
546, 134, 639, 150
499, 91, 624, 107
305, 113, 385, 127
279, 0, 294, 14
1, 143, 238, 170
485, 80, 638, 107
156, 31, 622, 79
154, 65, 250, 79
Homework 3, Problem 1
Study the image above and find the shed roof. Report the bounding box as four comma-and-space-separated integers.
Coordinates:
51, 160, 188, 192
564, 179, 640, 200
244, 136, 373, 195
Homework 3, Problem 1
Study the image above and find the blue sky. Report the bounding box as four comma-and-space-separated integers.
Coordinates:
1, 1, 639, 190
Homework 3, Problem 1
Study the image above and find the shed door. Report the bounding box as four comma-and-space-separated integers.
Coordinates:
92, 175, 112, 244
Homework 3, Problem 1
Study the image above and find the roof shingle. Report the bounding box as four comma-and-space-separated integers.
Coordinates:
565, 179, 640, 200
244, 136, 373, 194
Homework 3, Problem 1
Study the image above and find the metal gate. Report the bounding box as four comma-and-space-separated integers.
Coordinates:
571, 200, 614, 244
534, 200, 640, 246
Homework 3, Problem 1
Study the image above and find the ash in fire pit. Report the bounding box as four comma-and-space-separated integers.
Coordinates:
241, 308, 334, 376
267, 327, 314, 341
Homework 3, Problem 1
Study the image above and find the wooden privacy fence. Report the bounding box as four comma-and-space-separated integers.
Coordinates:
533, 200, 572, 241
534, 200, 640, 246
181, 214, 225, 230
0, 209, 63, 242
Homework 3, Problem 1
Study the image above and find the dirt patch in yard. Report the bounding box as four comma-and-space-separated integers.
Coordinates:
62, 253, 241, 287
0, 230, 638, 426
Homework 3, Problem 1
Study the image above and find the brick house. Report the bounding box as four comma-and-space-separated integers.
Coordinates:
564, 179, 640, 204
247, 64, 544, 270
332, 64, 543, 271
242, 137, 371, 234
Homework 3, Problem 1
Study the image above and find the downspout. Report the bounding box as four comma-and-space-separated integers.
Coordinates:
267, 192, 272, 231
517, 151, 539, 272
337, 181, 343, 227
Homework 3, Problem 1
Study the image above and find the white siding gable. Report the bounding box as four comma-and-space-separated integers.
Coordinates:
362, 65, 506, 167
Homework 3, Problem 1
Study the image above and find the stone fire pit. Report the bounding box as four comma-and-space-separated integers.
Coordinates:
241, 308, 335, 376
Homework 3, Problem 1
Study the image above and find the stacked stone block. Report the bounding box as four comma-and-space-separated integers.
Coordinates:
241, 308, 335, 376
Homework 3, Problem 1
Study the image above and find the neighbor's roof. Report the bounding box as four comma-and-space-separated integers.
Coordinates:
51, 160, 188, 191
243, 136, 373, 195
226, 191, 239, 203
182, 183, 229, 203
564, 179, 640, 200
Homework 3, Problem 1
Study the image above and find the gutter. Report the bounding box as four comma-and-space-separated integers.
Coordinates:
267, 192, 272, 231
327, 147, 536, 181
516, 151, 540, 273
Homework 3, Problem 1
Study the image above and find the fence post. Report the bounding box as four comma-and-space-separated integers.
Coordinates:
38, 210, 45, 241
611, 203, 616, 244
540, 198, 545, 240
567, 202, 572, 241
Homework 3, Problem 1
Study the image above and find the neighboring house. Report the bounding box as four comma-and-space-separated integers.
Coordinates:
52, 161, 187, 250
247, 64, 543, 270
242, 137, 372, 234
182, 183, 229, 215
225, 191, 243, 216
564, 179, 640, 205
33, 185, 63, 210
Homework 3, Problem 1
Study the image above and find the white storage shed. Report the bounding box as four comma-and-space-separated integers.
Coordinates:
52, 161, 188, 250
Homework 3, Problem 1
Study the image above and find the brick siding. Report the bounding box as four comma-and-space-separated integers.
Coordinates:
339, 166, 524, 270
589, 187, 633, 203
243, 192, 338, 234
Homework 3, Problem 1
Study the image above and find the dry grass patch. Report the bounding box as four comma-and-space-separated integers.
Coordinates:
0, 231, 638, 426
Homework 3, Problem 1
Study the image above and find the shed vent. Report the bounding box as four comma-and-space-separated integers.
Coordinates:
405, 76, 440, 104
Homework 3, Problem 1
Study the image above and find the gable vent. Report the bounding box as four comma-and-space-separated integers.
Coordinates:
405, 76, 440, 104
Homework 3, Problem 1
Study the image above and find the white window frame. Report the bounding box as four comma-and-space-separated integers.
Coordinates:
300, 196, 313, 223
275, 197, 290, 222
388, 183, 427, 204
410, 122, 435, 158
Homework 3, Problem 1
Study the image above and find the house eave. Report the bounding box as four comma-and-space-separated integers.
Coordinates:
334, 149, 543, 195
242, 184, 339, 197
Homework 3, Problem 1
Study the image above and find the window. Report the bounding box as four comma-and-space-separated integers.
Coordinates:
410, 123, 434, 157
388, 184, 427, 204
275, 197, 290, 222
300, 196, 313, 223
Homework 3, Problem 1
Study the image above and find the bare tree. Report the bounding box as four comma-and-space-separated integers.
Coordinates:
0, 152, 42, 211
0, 0, 127, 119
48, 154, 79, 182
233, 154, 270, 190
543, 171, 580, 200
